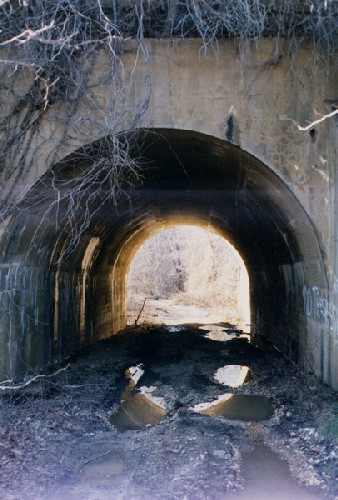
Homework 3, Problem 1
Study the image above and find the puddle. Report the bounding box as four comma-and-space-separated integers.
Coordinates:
110, 366, 166, 432
128, 364, 145, 384
214, 365, 250, 387
206, 330, 236, 341
80, 451, 125, 483
226, 444, 323, 500
199, 324, 228, 332
166, 326, 186, 333
199, 324, 250, 342
193, 394, 273, 421
199, 324, 234, 342
193, 360, 271, 422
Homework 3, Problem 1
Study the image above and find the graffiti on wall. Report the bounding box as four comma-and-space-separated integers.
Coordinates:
303, 285, 338, 345
303, 286, 328, 322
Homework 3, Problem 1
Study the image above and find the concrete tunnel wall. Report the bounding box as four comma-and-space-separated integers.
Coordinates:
0, 128, 333, 387
0, 39, 337, 388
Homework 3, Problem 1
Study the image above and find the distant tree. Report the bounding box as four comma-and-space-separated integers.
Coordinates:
127, 226, 248, 325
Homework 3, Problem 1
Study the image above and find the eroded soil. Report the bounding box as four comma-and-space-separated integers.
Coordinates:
0, 325, 337, 500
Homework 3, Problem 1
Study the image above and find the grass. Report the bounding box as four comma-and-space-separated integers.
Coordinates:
319, 402, 338, 440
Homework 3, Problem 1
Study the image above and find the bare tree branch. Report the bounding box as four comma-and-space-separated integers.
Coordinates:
0, 0, 336, 250
0, 21, 55, 46
0, 364, 70, 391
298, 108, 338, 131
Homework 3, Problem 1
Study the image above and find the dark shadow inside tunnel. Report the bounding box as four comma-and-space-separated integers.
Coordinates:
0, 128, 327, 383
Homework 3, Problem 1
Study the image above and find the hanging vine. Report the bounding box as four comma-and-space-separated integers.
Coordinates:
0, 0, 336, 250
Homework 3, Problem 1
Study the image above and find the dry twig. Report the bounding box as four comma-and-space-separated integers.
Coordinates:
135, 297, 147, 325
0, 364, 70, 391
298, 108, 338, 131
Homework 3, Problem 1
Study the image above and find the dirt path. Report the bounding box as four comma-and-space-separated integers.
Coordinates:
0, 325, 336, 499
128, 298, 237, 325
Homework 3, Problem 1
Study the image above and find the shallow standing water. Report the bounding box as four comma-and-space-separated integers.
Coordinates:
196, 394, 274, 421
226, 443, 324, 500
103, 325, 326, 499
110, 367, 166, 432
1, 323, 334, 500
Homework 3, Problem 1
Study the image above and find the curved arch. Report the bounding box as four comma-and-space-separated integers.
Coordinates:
0, 128, 331, 386
91, 129, 327, 379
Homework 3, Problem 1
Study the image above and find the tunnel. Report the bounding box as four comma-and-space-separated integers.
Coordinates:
0, 128, 327, 382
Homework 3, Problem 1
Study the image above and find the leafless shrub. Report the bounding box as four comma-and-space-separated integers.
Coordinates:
24, 133, 143, 255
0, 0, 151, 248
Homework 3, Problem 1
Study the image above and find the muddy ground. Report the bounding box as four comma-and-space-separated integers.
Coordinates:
0, 324, 337, 500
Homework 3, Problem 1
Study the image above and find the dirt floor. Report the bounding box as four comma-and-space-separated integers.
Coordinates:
0, 324, 337, 500
127, 298, 244, 327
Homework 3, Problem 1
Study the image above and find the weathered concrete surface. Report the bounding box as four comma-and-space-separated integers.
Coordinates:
0, 39, 337, 388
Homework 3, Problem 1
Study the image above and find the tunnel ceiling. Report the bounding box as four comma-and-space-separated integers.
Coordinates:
3, 127, 320, 276
133, 129, 243, 189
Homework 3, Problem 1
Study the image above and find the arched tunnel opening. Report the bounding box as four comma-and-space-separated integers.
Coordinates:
125, 225, 250, 328
1, 127, 337, 500
0, 128, 327, 382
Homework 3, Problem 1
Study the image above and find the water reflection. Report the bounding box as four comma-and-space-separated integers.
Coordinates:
214, 365, 250, 387
199, 324, 228, 332
199, 324, 250, 342
80, 451, 125, 482
110, 367, 166, 432
193, 362, 272, 421
166, 326, 185, 333
193, 394, 273, 421
206, 330, 235, 341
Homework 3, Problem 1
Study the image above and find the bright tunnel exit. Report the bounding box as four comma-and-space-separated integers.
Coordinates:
126, 225, 250, 328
